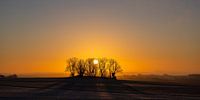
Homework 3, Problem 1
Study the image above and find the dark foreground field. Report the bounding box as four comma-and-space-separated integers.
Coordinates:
0, 77, 200, 100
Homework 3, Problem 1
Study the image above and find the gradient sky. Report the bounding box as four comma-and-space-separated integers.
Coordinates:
0, 0, 200, 75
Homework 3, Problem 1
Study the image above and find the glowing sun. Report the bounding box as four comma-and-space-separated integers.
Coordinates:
93, 59, 99, 64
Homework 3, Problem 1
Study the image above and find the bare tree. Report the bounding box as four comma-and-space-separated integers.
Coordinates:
108, 59, 122, 79
66, 57, 78, 77
85, 58, 98, 77
98, 58, 107, 77
76, 59, 86, 77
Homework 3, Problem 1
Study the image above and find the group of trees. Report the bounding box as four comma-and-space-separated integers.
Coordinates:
65, 57, 122, 79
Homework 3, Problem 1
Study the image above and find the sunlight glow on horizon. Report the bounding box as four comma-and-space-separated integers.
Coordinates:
0, 0, 200, 75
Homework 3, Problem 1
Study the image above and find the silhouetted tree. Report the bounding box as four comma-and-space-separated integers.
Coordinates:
108, 59, 122, 79
85, 58, 98, 77
66, 57, 78, 77
76, 59, 86, 77
98, 58, 107, 77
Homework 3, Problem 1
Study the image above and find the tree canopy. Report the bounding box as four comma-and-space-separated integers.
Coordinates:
66, 57, 122, 79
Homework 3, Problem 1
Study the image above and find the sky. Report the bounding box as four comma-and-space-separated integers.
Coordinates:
0, 0, 200, 75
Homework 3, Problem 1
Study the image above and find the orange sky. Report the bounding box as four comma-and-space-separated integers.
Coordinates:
0, 0, 200, 76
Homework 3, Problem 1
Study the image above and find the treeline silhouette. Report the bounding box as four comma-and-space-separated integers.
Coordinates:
0, 74, 17, 78
66, 57, 122, 79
